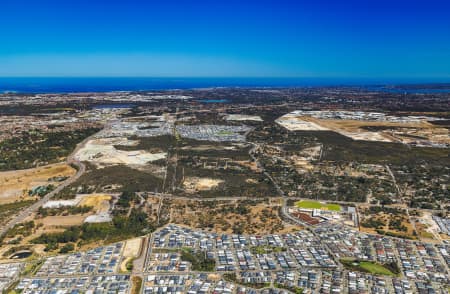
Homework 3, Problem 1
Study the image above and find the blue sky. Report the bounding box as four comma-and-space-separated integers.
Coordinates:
1, 0, 450, 78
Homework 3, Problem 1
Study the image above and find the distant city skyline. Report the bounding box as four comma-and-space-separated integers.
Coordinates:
1, 0, 450, 78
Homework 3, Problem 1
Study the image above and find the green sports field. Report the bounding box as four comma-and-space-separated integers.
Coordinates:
295, 200, 341, 211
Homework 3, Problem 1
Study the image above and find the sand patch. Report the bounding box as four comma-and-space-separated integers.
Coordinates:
276, 114, 329, 131
37, 215, 86, 227
75, 138, 166, 167
43, 197, 82, 208
245, 178, 258, 184
183, 177, 223, 192
224, 114, 263, 122
276, 111, 449, 145
123, 238, 141, 258
78, 194, 112, 213
181, 145, 237, 151
120, 238, 142, 272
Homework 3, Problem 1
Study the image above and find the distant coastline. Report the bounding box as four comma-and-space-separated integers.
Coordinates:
1, 77, 450, 94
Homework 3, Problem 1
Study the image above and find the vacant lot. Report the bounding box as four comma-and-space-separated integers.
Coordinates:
277, 111, 449, 145
75, 138, 166, 168
78, 194, 112, 213
183, 177, 223, 193
276, 114, 329, 131
37, 215, 86, 227
120, 237, 142, 272
359, 206, 417, 239
0, 163, 75, 204
166, 198, 300, 235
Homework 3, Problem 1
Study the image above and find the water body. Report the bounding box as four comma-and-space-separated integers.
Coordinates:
10, 251, 32, 259
0, 77, 449, 94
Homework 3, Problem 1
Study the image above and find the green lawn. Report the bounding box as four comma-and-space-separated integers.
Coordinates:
295, 200, 341, 211
359, 261, 395, 276
340, 258, 398, 276
217, 130, 234, 136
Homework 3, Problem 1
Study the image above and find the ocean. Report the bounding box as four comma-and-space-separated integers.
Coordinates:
0, 77, 449, 94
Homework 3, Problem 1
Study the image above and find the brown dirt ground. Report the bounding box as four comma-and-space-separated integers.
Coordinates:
120, 237, 142, 272
182, 177, 223, 193
36, 215, 86, 228
301, 117, 449, 144
78, 194, 112, 213
0, 163, 75, 204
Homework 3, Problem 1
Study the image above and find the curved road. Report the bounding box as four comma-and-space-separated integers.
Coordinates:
0, 133, 93, 238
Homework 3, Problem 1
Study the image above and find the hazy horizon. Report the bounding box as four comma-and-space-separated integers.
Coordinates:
2, 76, 450, 94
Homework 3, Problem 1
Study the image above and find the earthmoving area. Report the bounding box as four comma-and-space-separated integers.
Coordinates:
276, 110, 449, 146
75, 137, 167, 168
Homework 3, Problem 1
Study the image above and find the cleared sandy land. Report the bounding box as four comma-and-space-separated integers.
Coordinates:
43, 197, 82, 208
181, 145, 237, 151
277, 111, 449, 144
78, 194, 112, 213
120, 237, 142, 272
415, 212, 441, 242
78, 194, 114, 224
123, 238, 141, 257
276, 114, 329, 131
75, 137, 166, 167
338, 130, 392, 142
183, 177, 223, 192
308, 117, 449, 144
37, 215, 86, 227
236, 160, 260, 172
0, 163, 75, 204
302, 117, 426, 142
37, 194, 114, 229
316, 118, 429, 129
224, 114, 263, 122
